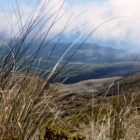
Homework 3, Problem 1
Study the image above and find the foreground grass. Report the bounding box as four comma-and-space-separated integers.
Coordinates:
81, 92, 140, 140
53, 77, 140, 140
0, 73, 140, 140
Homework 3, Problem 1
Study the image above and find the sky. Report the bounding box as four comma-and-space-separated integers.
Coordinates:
0, 0, 102, 5
0, 0, 140, 52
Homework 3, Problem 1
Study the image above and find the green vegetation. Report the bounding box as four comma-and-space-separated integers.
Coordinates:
2, 127, 85, 140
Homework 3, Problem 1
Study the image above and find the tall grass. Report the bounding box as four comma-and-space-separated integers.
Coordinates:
0, 0, 85, 139
78, 91, 140, 140
0, 0, 140, 140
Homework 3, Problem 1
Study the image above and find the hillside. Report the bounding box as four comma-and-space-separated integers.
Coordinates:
63, 61, 140, 83
51, 72, 140, 139
13, 43, 140, 84
0, 64, 140, 139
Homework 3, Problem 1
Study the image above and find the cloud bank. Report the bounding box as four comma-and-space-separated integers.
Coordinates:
1, 0, 140, 51
66, 0, 140, 50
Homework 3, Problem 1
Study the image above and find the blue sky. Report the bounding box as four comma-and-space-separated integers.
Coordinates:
0, 0, 8, 7
0, 0, 104, 7
0, 0, 32, 7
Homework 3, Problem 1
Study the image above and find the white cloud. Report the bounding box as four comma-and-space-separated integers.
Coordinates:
1, 0, 140, 50
65, 0, 140, 45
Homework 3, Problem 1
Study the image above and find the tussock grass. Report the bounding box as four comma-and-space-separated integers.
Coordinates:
77, 92, 140, 140
0, 75, 58, 139
0, 0, 84, 139
0, 0, 140, 140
